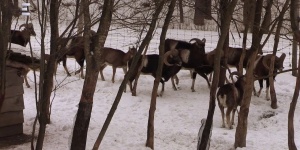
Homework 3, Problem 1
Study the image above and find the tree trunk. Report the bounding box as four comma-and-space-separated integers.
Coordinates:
77, 2, 84, 36
288, 66, 299, 150
235, 0, 261, 148
268, 56, 277, 109
199, 0, 238, 149
243, 0, 254, 33
288, 0, 299, 149
178, 0, 184, 23
36, 0, 59, 149
146, 0, 175, 149
218, 0, 231, 87
132, 44, 150, 96
292, 35, 298, 76
238, 0, 254, 75
0, 0, 12, 112
269, 0, 289, 109
71, 0, 114, 149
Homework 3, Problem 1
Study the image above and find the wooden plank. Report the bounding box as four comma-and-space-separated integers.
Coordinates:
0, 124, 23, 137
5, 67, 24, 87
5, 85, 24, 98
1, 96, 24, 113
0, 111, 24, 127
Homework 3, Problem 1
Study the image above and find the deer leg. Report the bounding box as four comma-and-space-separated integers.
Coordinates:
219, 105, 225, 128
231, 108, 236, 125
99, 64, 107, 81
226, 107, 233, 129
171, 75, 179, 90
253, 86, 257, 96
191, 71, 197, 92
256, 79, 263, 97
128, 80, 136, 96
175, 74, 179, 85
158, 79, 165, 97
62, 57, 71, 76
266, 79, 270, 100
75, 58, 84, 79
122, 67, 127, 92
199, 72, 211, 89
24, 71, 31, 88
112, 67, 116, 83
75, 60, 84, 79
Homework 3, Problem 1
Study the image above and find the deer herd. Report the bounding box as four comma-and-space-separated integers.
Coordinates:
7, 24, 287, 129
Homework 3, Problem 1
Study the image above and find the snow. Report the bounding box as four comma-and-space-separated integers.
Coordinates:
4, 25, 300, 150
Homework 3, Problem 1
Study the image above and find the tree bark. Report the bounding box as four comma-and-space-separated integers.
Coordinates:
238, 0, 255, 75
288, 0, 299, 149
146, 0, 176, 149
218, 0, 230, 87
178, 0, 184, 23
292, 35, 298, 76
199, 0, 238, 149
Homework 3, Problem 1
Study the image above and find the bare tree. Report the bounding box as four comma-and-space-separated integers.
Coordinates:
71, 0, 115, 149
268, 0, 290, 109
235, 0, 264, 147
146, 0, 176, 149
199, 0, 238, 149
289, 0, 299, 149
35, 0, 60, 149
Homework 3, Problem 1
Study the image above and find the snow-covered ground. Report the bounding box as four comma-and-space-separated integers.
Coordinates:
4, 23, 300, 150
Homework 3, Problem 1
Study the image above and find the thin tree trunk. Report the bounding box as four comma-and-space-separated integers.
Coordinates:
288, 63, 299, 150
178, 0, 184, 23
292, 35, 298, 76
292, 0, 299, 77
235, 49, 257, 148
71, 0, 114, 149
288, 0, 299, 149
77, 2, 84, 36
235, 0, 261, 148
146, 0, 176, 149
269, 0, 289, 109
36, 0, 59, 149
238, 0, 254, 75
70, 0, 93, 149
199, 0, 238, 149
268, 56, 276, 108
132, 44, 150, 96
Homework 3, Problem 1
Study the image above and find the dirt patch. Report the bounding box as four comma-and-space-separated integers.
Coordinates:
259, 111, 277, 120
